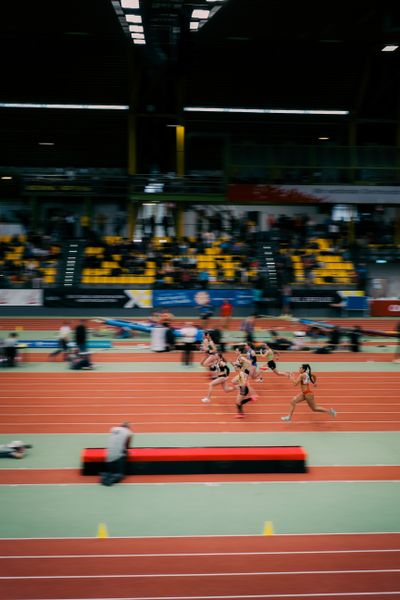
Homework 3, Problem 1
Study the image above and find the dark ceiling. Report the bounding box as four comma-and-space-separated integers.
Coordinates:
0, 0, 399, 169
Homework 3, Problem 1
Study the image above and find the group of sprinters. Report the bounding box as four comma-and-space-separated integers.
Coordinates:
198, 332, 337, 421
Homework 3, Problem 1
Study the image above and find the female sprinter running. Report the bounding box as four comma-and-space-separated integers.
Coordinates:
231, 365, 254, 418
201, 353, 234, 403
200, 331, 218, 368
281, 363, 337, 422
241, 343, 263, 383
260, 343, 288, 377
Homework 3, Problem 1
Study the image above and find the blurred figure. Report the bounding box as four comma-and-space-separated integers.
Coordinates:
0, 441, 32, 459
220, 298, 233, 330
75, 319, 88, 353
100, 422, 132, 486
348, 327, 362, 353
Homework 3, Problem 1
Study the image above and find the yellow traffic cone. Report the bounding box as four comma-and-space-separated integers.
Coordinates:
97, 523, 109, 539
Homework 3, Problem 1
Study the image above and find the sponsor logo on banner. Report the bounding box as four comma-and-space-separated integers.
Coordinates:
153, 289, 253, 307
388, 304, 400, 312
124, 290, 152, 308
44, 289, 153, 308
0, 289, 43, 306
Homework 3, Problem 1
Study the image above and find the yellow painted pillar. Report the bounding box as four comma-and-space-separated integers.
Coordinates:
175, 204, 184, 239
176, 125, 185, 177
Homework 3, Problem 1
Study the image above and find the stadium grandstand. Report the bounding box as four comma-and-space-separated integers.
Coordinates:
0, 2, 400, 599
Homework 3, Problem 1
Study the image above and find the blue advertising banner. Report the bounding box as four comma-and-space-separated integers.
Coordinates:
153, 289, 254, 307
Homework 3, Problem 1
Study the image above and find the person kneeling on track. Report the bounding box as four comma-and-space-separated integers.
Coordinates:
100, 422, 133, 486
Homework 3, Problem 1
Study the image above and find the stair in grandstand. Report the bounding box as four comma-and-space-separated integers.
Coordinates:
56, 240, 86, 287
257, 241, 280, 293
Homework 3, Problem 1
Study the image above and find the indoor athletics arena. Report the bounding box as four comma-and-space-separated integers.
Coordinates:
0, 1, 400, 599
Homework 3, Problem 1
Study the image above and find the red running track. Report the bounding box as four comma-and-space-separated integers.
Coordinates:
1, 466, 400, 485
0, 316, 398, 333
0, 534, 399, 600
20, 350, 399, 362
1, 371, 400, 433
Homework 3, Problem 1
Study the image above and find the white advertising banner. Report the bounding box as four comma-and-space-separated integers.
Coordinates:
282, 185, 400, 204
0, 289, 43, 306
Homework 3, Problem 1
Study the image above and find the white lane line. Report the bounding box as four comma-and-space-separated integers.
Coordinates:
1, 568, 400, 579
1, 549, 400, 559
16, 592, 400, 599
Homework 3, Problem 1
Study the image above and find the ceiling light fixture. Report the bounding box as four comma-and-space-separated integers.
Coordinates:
129, 24, 143, 32
120, 0, 139, 8
184, 107, 349, 115
190, 21, 200, 30
381, 45, 398, 52
192, 9, 210, 19
131, 32, 144, 39
0, 102, 129, 110
125, 14, 142, 23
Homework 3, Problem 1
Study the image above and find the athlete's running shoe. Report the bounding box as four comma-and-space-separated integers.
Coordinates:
201, 397, 210, 403
281, 416, 291, 422
329, 408, 337, 418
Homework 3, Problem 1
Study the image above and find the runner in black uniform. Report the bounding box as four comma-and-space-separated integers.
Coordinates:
232, 366, 254, 418
201, 353, 234, 403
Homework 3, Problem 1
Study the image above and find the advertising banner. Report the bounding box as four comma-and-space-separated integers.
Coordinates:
153, 289, 254, 307
290, 289, 342, 309
44, 289, 152, 309
227, 184, 400, 204
0, 289, 43, 306
370, 299, 400, 317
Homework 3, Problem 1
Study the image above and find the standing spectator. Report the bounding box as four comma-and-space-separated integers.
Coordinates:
80, 214, 90, 239
49, 321, 72, 360
100, 422, 132, 486
198, 302, 214, 329
281, 284, 292, 316
393, 321, 400, 363
3, 332, 19, 367
220, 298, 233, 330
180, 321, 198, 367
240, 315, 257, 344
75, 319, 88, 353
253, 288, 263, 317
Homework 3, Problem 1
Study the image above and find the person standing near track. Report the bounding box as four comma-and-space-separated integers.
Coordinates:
100, 422, 132, 486
260, 343, 289, 377
201, 353, 234, 403
50, 320, 72, 360
180, 321, 198, 367
281, 363, 336, 422
75, 319, 88, 353
220, 298, 233, 330
393, 321, 400, 363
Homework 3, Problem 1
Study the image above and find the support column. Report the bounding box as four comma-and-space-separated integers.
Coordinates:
176, 125, 185, 177
128, 200, 140, 240
175, 203, 184, 239
128, 113, 137, 175
348, 119, 357, 184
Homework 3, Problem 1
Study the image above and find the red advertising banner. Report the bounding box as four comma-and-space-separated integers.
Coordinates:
227, 184, 325, 204
370, 300, 400, 317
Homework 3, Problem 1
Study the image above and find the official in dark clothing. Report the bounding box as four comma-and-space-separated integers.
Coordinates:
349, 327, 362, 353
75, 320, 88, 352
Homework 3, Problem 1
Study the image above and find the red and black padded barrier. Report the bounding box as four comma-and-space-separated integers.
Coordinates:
81, 446, 307, 475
